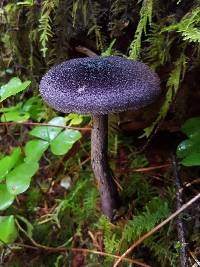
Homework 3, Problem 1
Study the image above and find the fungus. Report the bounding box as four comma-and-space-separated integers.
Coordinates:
39, 56, 161, 220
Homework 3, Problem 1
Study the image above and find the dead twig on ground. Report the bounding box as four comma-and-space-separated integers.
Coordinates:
124, 163, 171, 173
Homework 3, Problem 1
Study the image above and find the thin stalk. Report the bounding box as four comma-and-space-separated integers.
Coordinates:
91, 115, 120, 220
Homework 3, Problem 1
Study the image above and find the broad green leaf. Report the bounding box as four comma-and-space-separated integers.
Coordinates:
181, 152, 200, 166
1, 111, 30, 122
6, 162, 39, 195
0, 184, 15, 210
0, 148, 22, 181
181, 117, 200, 137
29, 117, 65, 142
0, 77, 31, 102
50, 129, 81, 155
24, 139, 49, 163
0, 157, 13, 181
176, 135, 200, 158
0, 215, 18, 244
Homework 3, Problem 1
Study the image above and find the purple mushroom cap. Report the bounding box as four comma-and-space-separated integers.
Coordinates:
39, 56, 161, 115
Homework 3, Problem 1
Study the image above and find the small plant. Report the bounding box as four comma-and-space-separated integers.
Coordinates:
0, 77, 82, 245
176, 117, 200, 166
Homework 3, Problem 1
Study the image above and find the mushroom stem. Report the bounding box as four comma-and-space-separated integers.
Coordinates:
91, 114, 120, 220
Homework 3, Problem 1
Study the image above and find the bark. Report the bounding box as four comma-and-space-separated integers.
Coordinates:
91, 115, 120, 220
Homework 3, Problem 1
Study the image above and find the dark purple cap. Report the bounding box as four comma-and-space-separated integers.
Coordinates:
39, 56, 161, 115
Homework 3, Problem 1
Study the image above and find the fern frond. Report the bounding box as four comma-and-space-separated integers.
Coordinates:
144, 23, 174, 68
87, 1, 105, 50
129, 0, 153, 60
39, 0, 59, 58
96, 215, 120, 265
180, 27, 200, 43
145, 236, 178, 266
162, 7, 200, 43
101, 39, 116, 56
122, 197, 169, 243
142, 53, 187, 138
81, 187, 98, 219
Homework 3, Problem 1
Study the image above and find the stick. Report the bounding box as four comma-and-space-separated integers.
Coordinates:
15, 242, 150, 267
0, 121, 91, 131
75, 46, 97, 57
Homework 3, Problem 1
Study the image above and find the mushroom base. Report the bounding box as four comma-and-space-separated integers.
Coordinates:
91, 115, 120, 220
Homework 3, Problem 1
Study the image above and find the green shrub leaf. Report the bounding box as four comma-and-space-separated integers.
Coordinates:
6, 162, 39, 195
176, 137, 200, 158
30, 117, 65, 142
1, 111, 30, 122
22, 96, 45, 121
50, 129, 81, 155
24, 139, 49, 163
0, 215, 18, 244
181, 117, 200, 137
0, 102, 23, 112
181, 152, 200, 166
0, 77, 31, 102
0, 148, 22, 181
65, 114, 83, 125
0, 184, 15, 210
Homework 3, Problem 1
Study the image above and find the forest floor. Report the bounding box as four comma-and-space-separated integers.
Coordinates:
1, 119, 199, 267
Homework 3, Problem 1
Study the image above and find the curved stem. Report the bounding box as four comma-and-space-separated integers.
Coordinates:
91, 115, 120, 220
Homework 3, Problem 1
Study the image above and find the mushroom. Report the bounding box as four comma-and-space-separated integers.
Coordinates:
39, 56, 161, 221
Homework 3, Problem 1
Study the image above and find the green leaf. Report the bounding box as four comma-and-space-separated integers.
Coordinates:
65, 114, 83, 126
22, 96, 44, 121
0, 184, 15, 210
176, 135, 200, 158
0, 148, 22, 181
29, 117, 65, 142
0, 102, 23, 112
0, 215, 18, 244
181, 152, 200, 166
1, 111, 30, 122
6, 162, 39, 195
181, 117, 200, 138
0, 77, 31, 102
24, 139, 49, 163
50, 129, 81, 155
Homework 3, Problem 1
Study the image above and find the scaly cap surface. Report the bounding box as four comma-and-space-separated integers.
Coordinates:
39, 56, 161, 114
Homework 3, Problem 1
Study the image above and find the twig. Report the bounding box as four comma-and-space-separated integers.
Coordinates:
113, 193, 200, 267
189, 250, 200, 266
68, 156, 91, 174
75, 45, 97, 57
0, 121, 91, 132
171, 153, 188, 267
15, 243, 150, 267
14, 221, 150, 267
125, 163, 171, 173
